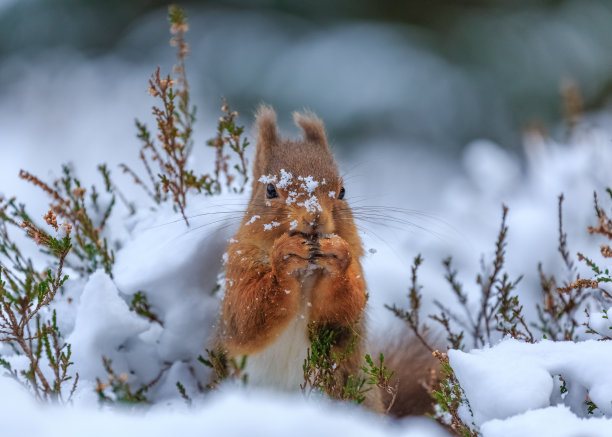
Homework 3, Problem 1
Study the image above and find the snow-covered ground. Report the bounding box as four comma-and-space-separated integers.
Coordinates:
450, 339, 612, 436
2, 102, 611, 435
0, 376, 448, 437
2, 10, 612, 437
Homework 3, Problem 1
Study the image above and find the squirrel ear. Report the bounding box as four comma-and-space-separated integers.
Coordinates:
253, 105, 278, 177
293, 110, 328, 148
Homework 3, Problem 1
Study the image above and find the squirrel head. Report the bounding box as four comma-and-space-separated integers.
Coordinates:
242, 105, 362, 257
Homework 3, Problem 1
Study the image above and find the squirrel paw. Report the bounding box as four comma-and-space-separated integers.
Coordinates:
314, 236, 352, 274
270, 233, 313, 277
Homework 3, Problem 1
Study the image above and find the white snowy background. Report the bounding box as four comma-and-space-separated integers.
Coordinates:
1, 3, 612, 437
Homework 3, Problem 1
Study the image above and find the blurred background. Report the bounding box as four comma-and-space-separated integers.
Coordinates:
2, 0, 612, 331
3, 0, 612, 154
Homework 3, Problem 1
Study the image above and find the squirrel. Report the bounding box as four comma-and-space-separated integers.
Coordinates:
213, 105, 435, 414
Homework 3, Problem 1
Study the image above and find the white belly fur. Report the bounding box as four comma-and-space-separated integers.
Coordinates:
243, 274, 317, 391
243, 315, 310, 390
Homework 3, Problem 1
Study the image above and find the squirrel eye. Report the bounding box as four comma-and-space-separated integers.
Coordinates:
266, 183, 279, 199
338, 187, 345, 200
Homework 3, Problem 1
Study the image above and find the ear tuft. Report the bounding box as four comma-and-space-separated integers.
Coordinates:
256, 105, 278, 147
253, 104, 278, 179
293, 110, 328, 147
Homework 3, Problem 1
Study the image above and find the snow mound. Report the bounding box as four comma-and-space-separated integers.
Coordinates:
450, 339, 612, 430
0, 378, 449, 437
481, 405, 612, 437
68, 270, 150, 381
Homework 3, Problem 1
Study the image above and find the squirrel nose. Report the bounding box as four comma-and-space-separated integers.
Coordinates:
296, 210, 333, 237
301, 216, 319, 236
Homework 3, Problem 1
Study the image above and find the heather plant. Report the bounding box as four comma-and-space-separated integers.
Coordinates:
362, 353, 398, 414
534, 195, 594, 341
431, 350, 478, 437
388, 192, 612, 434
432, 205, 533, 348
575, 190, 612, 340
129, 291, 163, 326
122, 6, 250, 225
206, 99, 250, 194
300, 322, 397, 409
301, 323, 354, 400
95, 356, 167, 405
18, 165, 116, 276
532, 192, 612, 342
0, 204, 77, 402
386, 254, 437, 351
198, 348, 248, 389
0, 4, 253, 406
1, 151, 123, 404
388, 206, 536, 434
391, 205, 532, 353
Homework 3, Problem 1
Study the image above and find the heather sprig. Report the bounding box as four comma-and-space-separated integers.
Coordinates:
206, 100, 250, 194
0, 207, 77, 402
18, 165, 115, 276
122, 6, 250, 225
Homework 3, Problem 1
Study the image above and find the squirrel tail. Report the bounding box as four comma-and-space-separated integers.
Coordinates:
377, 331, 440, 416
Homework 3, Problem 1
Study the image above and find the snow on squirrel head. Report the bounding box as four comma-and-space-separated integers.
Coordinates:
244, 105, 360, 253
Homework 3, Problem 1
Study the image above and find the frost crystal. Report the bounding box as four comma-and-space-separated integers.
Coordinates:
298, 196, 322, 213
286, 190, 299, 205
289, 220, 298, 230
277, 169, 293, 189
246, 215, 260, 225
258, 174, 278, 184
298, 175, 319, 194
263, 221, 280, 231
328, 191, 336, 198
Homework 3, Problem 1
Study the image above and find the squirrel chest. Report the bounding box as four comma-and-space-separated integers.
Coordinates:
242, 276, 316, 390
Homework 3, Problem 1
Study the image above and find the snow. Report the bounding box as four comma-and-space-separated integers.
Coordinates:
258, 174, 278, 184
286, 190, 299, 204
4, 119, 612, 433
67, 270, 150, 381
450, 339, 612, 430
298, 195, 322, 213
277, 169, 293, 189
588, 307, 612, 338
3, 115, 612, 435
298, 175, 320, 194
245, 214, 260, 225
263, 221, 280, 230
2, 22, 612, 435
0, 378, 448, 437
481, 406, 612, 437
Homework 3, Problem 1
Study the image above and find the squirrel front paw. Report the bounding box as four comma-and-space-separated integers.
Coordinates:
270, 233, 313, 277
315, 236, 352, 274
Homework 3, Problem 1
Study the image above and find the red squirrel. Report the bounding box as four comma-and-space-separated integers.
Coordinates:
214, 106, 434, 414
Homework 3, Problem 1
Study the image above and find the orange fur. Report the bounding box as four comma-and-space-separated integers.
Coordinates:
214, 106, 381, 412
381, 333, 440, 416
